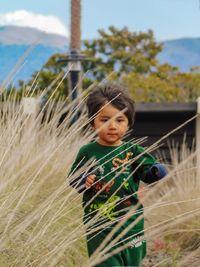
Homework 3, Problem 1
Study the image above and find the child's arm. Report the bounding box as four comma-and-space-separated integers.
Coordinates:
69, 172, 87, 193
69, 172, 96, 193
133, 145, 168, 184
69, 147, 96, 193
69, 147, 88, 193
142, 163, 167, 183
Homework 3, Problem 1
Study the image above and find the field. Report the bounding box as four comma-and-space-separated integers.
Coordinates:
0, 93, 200, 267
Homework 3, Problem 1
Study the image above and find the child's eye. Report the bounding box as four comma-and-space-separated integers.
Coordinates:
100, 118, 108, 122
117, 119, 125, 123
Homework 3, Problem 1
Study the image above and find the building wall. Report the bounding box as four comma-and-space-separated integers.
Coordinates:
131, 103, 196, 162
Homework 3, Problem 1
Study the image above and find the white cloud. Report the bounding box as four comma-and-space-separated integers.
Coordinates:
0, 10, 68, 37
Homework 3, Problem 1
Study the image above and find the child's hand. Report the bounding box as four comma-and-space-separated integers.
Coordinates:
154, 168, 159, 177
85, 174, 96, 188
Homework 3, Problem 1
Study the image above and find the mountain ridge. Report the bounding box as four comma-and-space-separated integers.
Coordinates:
0, 25, 68, 49
1, 25, 200, 85
0, 26, 68, 84
158, 37, 200, 72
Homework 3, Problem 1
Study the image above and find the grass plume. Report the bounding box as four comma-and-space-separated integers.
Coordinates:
0, 79, 199, 267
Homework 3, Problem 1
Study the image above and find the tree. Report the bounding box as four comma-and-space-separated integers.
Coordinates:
82, 26, 162, 81
123, 63, 200, 102
23, 26, 163, 97
22, 26, 200, 102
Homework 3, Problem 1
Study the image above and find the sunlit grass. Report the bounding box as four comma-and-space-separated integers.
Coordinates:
0, 80, 199, 267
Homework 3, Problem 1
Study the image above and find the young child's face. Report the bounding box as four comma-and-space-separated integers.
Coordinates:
93, 103, 129, 146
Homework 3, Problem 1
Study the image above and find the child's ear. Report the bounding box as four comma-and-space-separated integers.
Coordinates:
91, 123, 95, 130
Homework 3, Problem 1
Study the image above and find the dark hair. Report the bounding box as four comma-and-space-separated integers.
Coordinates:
86, 83, 135, 127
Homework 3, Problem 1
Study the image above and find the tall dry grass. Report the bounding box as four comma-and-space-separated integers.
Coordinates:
0, 92, 92, 266
0, 84, 199, 267
143, 143, 200, 267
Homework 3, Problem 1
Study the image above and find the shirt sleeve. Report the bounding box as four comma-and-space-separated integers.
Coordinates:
144, 163, 168, 183
69, 146, 89, 193
132, 144, 167, 184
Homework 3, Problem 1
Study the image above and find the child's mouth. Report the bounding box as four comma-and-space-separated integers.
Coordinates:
108, 133, 118, 137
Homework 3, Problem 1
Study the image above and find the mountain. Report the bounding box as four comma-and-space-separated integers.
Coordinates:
158, 37, 200, 72
1, 26, 200, 86
0, 26, 68, 85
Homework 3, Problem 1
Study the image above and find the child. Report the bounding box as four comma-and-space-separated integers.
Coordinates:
69, 83, 167, 267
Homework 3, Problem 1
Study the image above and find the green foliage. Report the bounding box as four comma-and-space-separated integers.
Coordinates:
122, 64, 200, 102
16, 26, 200, 102
82, 26, 200, 102
82, 26, 162, 81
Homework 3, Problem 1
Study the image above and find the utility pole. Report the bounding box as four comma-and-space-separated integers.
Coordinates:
71, 0, 81, 52
69, 0, 81, 101
57, 0, 88, 125
59, 0, 85, 101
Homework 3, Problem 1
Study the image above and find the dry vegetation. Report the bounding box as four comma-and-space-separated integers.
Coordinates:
0, 88, 200, 267
143, 144, 200, 267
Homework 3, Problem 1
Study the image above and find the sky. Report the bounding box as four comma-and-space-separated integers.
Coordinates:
0, 0, 200, 41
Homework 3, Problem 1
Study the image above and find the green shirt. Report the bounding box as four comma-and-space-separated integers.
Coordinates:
70, 141, 157, 230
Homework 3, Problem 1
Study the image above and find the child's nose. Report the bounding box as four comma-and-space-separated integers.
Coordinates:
108, 120, 117, 129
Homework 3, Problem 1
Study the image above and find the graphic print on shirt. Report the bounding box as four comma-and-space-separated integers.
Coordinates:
112, 152, 133, 171
88, 195, 121, 221
89, 152, 134, 220
112, 152, 133, 191
93, 152, 133, 194
93, 165, 114, 194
